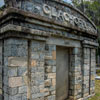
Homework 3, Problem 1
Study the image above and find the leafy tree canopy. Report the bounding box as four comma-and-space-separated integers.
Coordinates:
72, 0, 100, 27
72, 0, 100, 55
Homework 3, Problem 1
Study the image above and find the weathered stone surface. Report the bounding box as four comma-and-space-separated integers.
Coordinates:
47, 95, 55, 100
52, 51, 56, 60
32, 93, 45, 99
22, 93, 27, 100
9, 94, 22, 100
4, 93, 9, 100
9, 77, 23, 88
31, 53, 39, 59
18, 67, 27, 76
8, 57, 27, 67
31, 86, 40, 94
0, 0, 97, 100
8, 67, 17, 77
46, 66, 52, 73
45, 79, 51, 87
48, 73, 56, 79
31, 60, 37, 67
9, 87, 18, 95
19, 86, 27, 93
52, 79, 56, 86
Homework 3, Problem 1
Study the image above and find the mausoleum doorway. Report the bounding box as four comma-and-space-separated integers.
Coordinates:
56, 46, 70, 100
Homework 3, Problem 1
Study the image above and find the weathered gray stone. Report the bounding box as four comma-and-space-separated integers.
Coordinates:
47, 95, 55, 100
0, 0, 97, 100
9, 94, 22, 100
9, 87, 18, 95
32, 93, 45, 99
8, 67, 17, 77
22, 93, 27, 100
9, 77, 23, 88
8, 57, 27, 67
4, 93, 9, 100
18, 86, 27, 93
18, 67, 27, 76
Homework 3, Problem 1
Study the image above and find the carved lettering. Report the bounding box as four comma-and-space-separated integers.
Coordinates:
43, 4, 51, 15
42, 4, 96, 33
57, 10, 64, 21
63, 12, 70, 22
51, 7, 57, 18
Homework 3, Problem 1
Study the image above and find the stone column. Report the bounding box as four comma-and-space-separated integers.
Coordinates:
69, 47, 82, 100
82, 48, 96, 97
90, 49, 96, 94
2, 38, 49, 100
82, 40, 97, 99
3, 38, 28, 100
82, 48, 90, 97
44, 44, 56, 100
30, 40, 46, 100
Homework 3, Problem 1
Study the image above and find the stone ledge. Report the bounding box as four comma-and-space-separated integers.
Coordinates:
0, 24, 49, 38
0, 7, 97, 36
3, 0, 97, 33
83, 40, 99, 47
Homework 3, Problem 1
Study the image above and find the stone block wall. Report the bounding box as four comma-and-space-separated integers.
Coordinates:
0, 37, 96, 100
69, 48, 82, 100
2, 38, 56, 100
3, 38, 28, 100
30, 40, 46, 100
82, 48, 96, 98
44, 44, 56, 100
82, 48, 90, 97
0, 1, 97, 99
90, 49, 96, 94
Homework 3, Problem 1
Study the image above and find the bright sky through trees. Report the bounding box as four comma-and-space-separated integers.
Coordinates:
0, 0, 4, 7
64, 0, 72, 3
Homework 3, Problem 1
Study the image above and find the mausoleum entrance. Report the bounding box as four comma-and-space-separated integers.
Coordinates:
56, 46, 70, 100
0, 0, 98, 100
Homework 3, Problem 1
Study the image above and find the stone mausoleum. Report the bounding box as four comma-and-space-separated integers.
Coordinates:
0, 0, 98, 100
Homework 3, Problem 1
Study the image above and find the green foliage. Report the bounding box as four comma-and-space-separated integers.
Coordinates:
73, 0, 100, 26
84, 1, 100, 26
73, 0, 100, 56
89, 80, 100, 100
0, 5, 5, 14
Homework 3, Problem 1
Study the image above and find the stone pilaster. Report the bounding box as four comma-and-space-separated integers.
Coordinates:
30, 40, 46, 100
82, 42, 96, 99
69, 48, 82, 100
3, 38, 28, 100
82, 48, 90, 97
44, 44, 56, 100
90, 49, 96, 94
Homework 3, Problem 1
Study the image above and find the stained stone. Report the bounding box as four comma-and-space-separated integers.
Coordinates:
0, 0, 97, 100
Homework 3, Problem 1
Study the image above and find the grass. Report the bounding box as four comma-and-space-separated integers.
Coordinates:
88, 73, 100, 100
